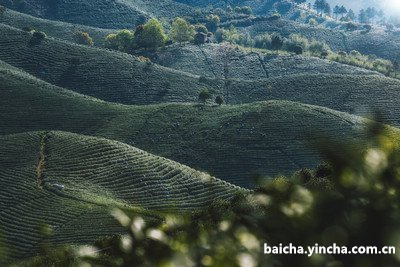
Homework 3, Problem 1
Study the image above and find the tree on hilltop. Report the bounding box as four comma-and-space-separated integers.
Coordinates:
134, 18, 167, 50
169, 18, 195, 44
198, 88, 211, 105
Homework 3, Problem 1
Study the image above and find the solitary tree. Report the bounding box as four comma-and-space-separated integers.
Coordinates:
134, 18, 167, 50
346, 9, 355, 21
206, 14, 220, 32
169, 18, 195, 44
198, 88, 211, 105
324, 3, 331, 16
74, 31, 94, 46
215, 96, 224, 106
313, 0, 326, 15
333, 5, 340, 19
271, 33, 284, 50
366, 7, 377, 24
339, 5, 347, 19
359, 9, 368, 23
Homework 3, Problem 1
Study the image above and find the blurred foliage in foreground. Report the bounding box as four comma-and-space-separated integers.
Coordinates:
8, 123, 400, 267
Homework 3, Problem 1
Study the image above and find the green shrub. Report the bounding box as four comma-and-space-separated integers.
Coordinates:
194, 24, 208, 34
349, 50, 361, 58
215, 26, 240, 44
169, 18, 195, 43
234, 6, 253, 15
268, 13, 281, 20
271, 33, 284, 50
198, 88, 211, 104
308, 40, 330, 56
206, 14, 220, 32
308, 18, 318, 26
254, 33, 272, 49
215, 95, 224, 106
105, 30, 134, 52
74, 31, 94, 46
134, 18, 167, 50
285, 34, 308, 53
346, 22, 358, 31
32, 30, 46, 39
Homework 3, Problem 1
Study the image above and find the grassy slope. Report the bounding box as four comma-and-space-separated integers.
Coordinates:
0, 7, 113, 46
0, 0, 196, 29
1, 23, 400, 111
1, 63, 387, 187
0, 23, 222, 105
243, 18, 400, 61
150, 43, 380, 80
0, 130, 242, 262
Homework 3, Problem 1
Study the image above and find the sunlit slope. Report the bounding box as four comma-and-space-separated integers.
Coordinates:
1, 24, 400, 108
0, 0, 196, 29
0, 65, 387, 187
151, 43, 380, 80
0, 7, 113, 46
244, 18, 400, 61
0, 131, 242, 262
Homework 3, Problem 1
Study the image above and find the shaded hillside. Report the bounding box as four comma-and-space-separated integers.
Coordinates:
149, 43, 380, 80
1, 24, 400, 109
0, 130, 242, 262
0, 23, 222, 105
0, 64, 387, 187
0, 7, 113, 46
0, 0, 196, 29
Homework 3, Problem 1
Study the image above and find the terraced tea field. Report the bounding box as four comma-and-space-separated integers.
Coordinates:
0, 0, 197, 29
151, 43, 379, 80
0, 131, 243, 263
1, 24, 400, 110
243, 17, 400, 61
3, 63, 394, 187
0, 7, 113, 46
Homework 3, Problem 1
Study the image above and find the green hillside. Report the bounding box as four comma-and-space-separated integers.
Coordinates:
150, 43, 380, 80
1, 24, 400, 111
0, 0, 196, 29
0, 23, 221, 105
0, 7, 113, 46
0, 130, 242, 263
243, 17, 400, 61
1, 63, 390, 187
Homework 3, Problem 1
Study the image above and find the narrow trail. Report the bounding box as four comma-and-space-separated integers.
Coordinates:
256, 53, 270, 78
36, 132, 49, 188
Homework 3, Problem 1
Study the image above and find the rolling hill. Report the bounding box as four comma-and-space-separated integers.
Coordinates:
0, 130, 243, 263
1, 23, 400, 112
0, 23, 225, 105
148, 43, 380, 80
1, 62, 392, 187
0, 7, 113, 46
242, 17, 400, 61
0, 0, 197, 29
